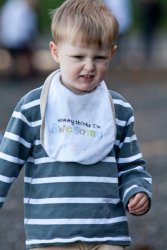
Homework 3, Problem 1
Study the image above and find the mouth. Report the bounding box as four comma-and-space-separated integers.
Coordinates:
80, 75, 94, 78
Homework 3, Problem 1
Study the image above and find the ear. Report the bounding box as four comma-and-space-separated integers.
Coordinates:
49, 41, 59, 63
111, 45, 117, 56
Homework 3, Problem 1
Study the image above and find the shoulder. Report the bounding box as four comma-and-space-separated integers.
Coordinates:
21, 86, 42, 104
109, 90, 134, 120
16, 86, 42, 110
14, 86, 43, 122
109, 90, 132, 106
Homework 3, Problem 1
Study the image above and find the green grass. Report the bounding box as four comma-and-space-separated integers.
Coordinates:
132, 0, 167, 31
39, 0, 167, 33
38, 0, 64, 32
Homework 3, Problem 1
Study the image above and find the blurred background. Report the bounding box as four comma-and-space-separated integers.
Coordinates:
0, 0, 167, 78
0, 0, 167, 249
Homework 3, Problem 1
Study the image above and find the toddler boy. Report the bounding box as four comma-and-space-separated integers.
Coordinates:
0, 1, 152, 249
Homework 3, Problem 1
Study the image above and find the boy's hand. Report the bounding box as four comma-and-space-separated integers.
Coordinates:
128, 192, 150, 215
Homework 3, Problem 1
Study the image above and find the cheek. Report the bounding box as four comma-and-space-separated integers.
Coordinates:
60, 60, 70, 72
61, 65, 76, 80
98, 64, 109, 74
69, 64, 81, 75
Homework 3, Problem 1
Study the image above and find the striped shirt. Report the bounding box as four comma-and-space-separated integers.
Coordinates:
0, 73, 152, 249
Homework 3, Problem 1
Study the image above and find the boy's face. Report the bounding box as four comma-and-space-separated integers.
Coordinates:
50, 41, 116, 93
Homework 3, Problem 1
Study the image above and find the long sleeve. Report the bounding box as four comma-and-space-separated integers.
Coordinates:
112, 91, 152, 211
0, 98, 34, 208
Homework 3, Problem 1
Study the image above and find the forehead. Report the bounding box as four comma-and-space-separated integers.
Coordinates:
58, 40, 111, 53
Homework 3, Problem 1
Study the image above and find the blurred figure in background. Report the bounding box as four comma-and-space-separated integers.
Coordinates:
139, 0, 162, 63
0, 0, 38, 79
103, 0, 132, 64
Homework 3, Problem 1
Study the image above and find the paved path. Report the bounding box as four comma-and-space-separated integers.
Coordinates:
0, 65, 167, 249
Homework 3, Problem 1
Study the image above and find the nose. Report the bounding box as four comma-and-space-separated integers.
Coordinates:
84, 59, 95, 71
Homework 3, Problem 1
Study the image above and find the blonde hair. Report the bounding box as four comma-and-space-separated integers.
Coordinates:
50, 0, 119, 49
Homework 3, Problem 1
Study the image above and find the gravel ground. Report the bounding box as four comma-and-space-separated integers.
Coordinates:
0, 67, 167, 250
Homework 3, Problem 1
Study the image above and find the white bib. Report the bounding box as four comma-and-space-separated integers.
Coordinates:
42, 70, 116, 165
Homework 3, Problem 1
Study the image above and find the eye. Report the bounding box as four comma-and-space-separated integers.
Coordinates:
94, 56, 107, 61
72, 55, 84, 60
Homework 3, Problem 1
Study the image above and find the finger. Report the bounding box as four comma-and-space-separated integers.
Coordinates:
129, 197, 149, 211
130, 195, 148, 210
129, 200, 150, 215
129, 205, 149, 215
128, 193, 148, 209
128, 194, 149, 215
